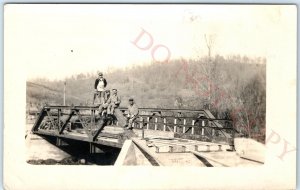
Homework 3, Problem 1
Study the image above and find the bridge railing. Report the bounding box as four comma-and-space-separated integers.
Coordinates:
31, 105, 237, 145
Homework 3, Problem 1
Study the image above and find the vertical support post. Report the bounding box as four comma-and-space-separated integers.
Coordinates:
146, 117, 150, 130
155, 146, 159, 153
201, 120, 205, 135
142, 127, 144, 139
218, 145, 222, 151
174, 118, 177, 133
63, 81, 66, 106
154, 117, 158, 130
192, 120, 195, 134
56, 138, 60, 146
58, 109, 61, 132
183, 119, 186, 133
91, 110, 94, 125
169, 146, 173, 153
194, 145, 198, 151
206, 145, 210, 151
89, 143, 94, 154
202, 120, 205, 126
163, 118, 166, 131
139, 117, 143, 129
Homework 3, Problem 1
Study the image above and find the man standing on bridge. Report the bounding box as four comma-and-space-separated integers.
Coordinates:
125, 98, 139, 130
93, 72, 107, 105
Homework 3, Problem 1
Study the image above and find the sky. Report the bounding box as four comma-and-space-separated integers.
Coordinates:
4, 4, 296, 80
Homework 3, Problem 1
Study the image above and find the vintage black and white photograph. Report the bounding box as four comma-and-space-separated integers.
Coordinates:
4, 3, 297, 190
22, 4, 270, 167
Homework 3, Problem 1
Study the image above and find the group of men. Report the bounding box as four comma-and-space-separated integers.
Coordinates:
93, 71, 138, 130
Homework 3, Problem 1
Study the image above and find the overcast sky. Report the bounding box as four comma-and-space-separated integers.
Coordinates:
4, 4, 296, 80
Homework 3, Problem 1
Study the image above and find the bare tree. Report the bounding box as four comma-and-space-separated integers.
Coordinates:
204, 34, 216, 60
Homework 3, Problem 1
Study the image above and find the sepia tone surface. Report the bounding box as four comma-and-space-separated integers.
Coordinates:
4, 4, 297, 190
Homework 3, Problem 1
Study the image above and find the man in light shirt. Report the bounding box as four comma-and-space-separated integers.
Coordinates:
93, 72, 107, 105
107, 89, 121, 115
125, 98, 139, 130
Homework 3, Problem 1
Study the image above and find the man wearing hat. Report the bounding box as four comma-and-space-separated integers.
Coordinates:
93, 72, 107, 105
107, 89, 121, 115
125, 98, 139, 130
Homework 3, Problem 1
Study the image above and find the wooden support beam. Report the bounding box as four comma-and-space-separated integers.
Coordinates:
56, 137, 68, 146
146, 117, 150, 130
155, 146, 159, 153
45, 109, 56, 130
218, 145, 222, 151
183, 119, 186, 133
154, 117, 158, 130
206, 145, 210, 151
89, 143, 105, 154
173, 119, 177, 133
31, 109, 47, 132
191, 120, 195, 134
74, 110, 91, 137
59, 110, 75, 134
139, 117, 143, 129
92, 117, 108, 141
57, 109, 61, 131
169, 146, 173, 153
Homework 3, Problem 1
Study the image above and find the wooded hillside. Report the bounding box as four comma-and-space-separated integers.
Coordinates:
27, 55, 266, 142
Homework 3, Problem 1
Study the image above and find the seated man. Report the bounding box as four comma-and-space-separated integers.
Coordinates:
104, 89, 111, 103
98, 89, 112, 116
125, 98, 139, 130
107, 89, 121, 115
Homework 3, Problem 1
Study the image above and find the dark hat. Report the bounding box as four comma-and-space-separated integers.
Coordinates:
112, 88, 117, 91
129, 98, 134, 101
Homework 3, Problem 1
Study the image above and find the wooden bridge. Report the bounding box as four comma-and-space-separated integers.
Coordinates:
29, 105, 261, 166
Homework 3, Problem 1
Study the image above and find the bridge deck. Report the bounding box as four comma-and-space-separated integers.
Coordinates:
34, 128, 123, 148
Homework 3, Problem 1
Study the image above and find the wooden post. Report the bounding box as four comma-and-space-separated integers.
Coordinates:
218, 145, 222, 151
174, 119, 177, 132
139, 117, 143, 129
201, 120, 205, 135
169, 146, 173, 153
154, 117, 158, 130
91, 110, 94, 125
63, 81, 66, 106
206, 145, 210, 151
182, 146, 186, 152
194, 145, 198, 151
192, 120, 195, 134
163, 118, 166, 131
146, 117, 150, 130
155, 146, 159, 153
202, 120, 205, 126
183, 119, 186, 133
57, 109, 61, 131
